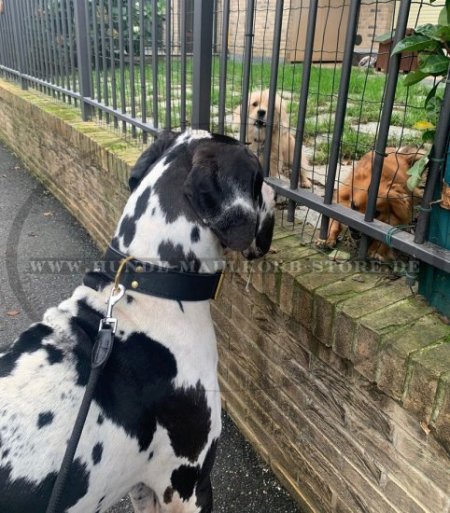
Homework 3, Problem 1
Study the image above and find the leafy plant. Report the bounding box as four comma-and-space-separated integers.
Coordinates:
392, 0, 450, 190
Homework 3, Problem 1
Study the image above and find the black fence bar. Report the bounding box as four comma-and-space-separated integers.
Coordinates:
118, 0, 127, 132
128, 0, 137, 137
262, 0, 284, 178
165, 0, 171, 129
54, 0, 65, 100
35, 0, 45, 85
11, 0, 27, 89
68, 0, 77, 96
108, 0, 118, 127
287, 0, 319, 222
180, 0, 187, 131
21, 0, 33, 78
99, 0, 109, 122
74, 0, 93, 121
267, 177, 450, 274
191, 0, 214, 130
415, 68, 450, 244
239, 0, 255, 143
49, 0, 61, 97
59, 0, 70, 97
0, 64, 80, 99
42, 2, 55, 89
39, 0, 50, 91
92, 0, 102, 117
83, 97, 159, 135
217, 0, 230, 135
139, 0, 147, 140
151, 0, 159, 129
319, 0, 361, 240
358, 0, 412, 258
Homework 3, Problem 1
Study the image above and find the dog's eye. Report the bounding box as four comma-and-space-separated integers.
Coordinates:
252, 101, 258, 107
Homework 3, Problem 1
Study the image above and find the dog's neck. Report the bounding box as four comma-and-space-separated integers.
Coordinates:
112, 153, 224, 274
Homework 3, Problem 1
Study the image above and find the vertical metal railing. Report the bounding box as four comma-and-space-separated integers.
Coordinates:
287, 0, 319, 222
358, 0, 412, 258
262, 0, 284, 178
239, 0, 255, 143
217, 0, 230, 135
319, 0, 361, 240
191, 0, 214, 130
180, 0, 187, 131
74, 0, 92, 121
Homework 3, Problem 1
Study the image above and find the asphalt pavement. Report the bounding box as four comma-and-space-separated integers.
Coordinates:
0, 141, 302, 513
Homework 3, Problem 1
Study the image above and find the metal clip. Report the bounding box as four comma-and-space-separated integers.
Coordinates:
99, 284, 125, 333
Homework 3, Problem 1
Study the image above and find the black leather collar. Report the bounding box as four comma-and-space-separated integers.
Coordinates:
83, 245, 224, 302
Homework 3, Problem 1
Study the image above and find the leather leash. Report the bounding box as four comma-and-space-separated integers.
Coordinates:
45, 284, 125, 513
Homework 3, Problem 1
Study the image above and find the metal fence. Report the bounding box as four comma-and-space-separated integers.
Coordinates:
1, 0, 450, 279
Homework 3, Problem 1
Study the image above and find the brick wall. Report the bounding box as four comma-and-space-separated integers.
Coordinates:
1, 79, 449, 513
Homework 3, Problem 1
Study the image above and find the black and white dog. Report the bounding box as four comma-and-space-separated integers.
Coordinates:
0, 130, 275, 513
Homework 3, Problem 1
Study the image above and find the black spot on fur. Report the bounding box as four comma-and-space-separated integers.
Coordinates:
70, 299, 211, 459
153, 144, 199, 224
151, 207, 156, 216
148, 450, 154, 460
195, 440, 218, 511
171, 465, 200, 501
37, 412, 54, 429
157, 381, 211, 462
2, 449, 10, 459
126, 295, 134, 304
92, 442, 103, 465
0, 324, 54, 378
177, 301, 184, 313
158, 241, 201, 272
191, 226, 200, 243
97, 414, 104, 425
134, 187, 151, 218
0, 459, 89, 513
70, 302, 179, 452
118, 214, 136, 247
118, 188, 152, 247
163, 486, 174, 504
129, 131, 178, 192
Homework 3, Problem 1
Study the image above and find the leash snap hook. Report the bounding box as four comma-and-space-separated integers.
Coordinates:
99, 284, 125, 334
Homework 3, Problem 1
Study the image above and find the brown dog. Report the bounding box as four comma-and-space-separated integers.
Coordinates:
234, 89, 311, 188
317, 147, 423, 261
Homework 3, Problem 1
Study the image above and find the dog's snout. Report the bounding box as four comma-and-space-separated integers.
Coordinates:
257, 109, 266, 118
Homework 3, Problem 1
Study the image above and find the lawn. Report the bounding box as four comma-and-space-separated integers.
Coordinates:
92, 56, 435, 164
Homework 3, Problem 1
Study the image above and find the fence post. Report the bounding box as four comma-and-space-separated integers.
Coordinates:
11, 0, 28, 89
191, 0, 214, 130
74, 0, 93, 121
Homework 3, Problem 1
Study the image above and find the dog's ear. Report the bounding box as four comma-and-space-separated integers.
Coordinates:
184, 144, 259, 251
129, 130, 178, 192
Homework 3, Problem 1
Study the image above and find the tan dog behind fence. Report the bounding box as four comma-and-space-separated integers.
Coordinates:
317, 146, 424, 261
234, 89, 311, 188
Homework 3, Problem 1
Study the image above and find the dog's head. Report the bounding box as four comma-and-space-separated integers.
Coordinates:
247, 89, 287, 139
184, 135, 275, 258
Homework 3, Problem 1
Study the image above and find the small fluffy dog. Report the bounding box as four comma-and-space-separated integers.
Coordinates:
234, 89, 311, 188
318, 147, 423, 261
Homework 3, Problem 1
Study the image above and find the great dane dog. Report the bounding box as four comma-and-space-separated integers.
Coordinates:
0, 130, 275, 513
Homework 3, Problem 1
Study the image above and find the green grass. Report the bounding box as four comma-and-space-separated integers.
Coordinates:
91, 57, 434, 164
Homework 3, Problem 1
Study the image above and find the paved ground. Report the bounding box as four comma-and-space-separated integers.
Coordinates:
0, 142, 302, 513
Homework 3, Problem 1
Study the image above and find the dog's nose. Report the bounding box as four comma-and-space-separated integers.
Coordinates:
257, 109, 266, 118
